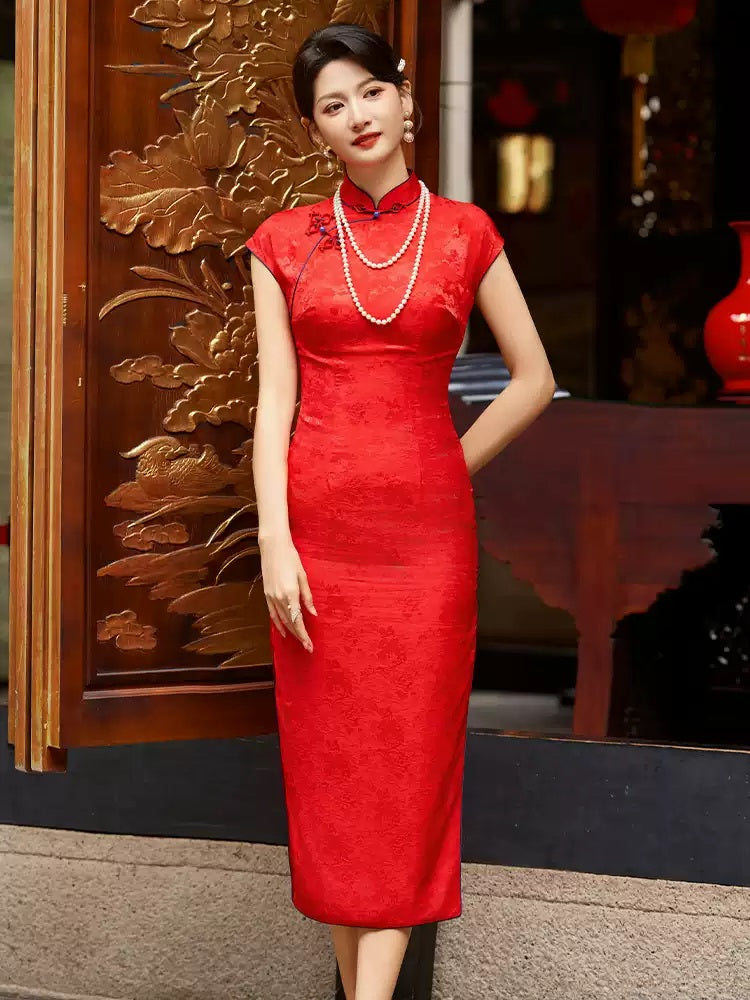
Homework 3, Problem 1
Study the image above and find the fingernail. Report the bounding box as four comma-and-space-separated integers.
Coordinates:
311, 606, 318, 616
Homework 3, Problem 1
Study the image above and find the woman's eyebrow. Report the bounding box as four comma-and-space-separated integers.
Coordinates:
316, 76, 378, 104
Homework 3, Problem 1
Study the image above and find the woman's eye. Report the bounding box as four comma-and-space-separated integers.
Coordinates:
324, 88, 383, 113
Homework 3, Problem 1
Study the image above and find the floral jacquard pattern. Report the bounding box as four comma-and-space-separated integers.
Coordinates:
244, 169, 506, 928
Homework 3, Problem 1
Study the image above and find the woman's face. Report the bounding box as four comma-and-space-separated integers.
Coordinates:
308, 57, 411, 165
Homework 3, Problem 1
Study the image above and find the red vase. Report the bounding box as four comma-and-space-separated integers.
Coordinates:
703, 221, 750, 402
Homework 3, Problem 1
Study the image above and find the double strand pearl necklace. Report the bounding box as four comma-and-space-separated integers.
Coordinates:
336, 180, 428, 268
332, 178, 431, 326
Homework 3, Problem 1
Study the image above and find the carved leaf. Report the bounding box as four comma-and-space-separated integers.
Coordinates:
332, 0, 387, 27
101, 135, 226, 252
131, 0, 254, 50
164, 370, 257, 432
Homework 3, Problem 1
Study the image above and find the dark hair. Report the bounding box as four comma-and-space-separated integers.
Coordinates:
292, 23, 423, 133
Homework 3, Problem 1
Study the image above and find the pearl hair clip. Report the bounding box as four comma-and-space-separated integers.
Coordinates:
397, 57, 406, 72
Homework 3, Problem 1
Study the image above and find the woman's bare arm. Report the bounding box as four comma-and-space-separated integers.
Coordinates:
250, 254, 298, 543
459, 251, 556, 476
250, 254, 316, 649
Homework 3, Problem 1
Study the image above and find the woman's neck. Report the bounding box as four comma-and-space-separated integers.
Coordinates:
342, 153, 410, 209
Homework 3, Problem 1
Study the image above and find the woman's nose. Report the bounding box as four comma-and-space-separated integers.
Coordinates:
348, 103, 370, 130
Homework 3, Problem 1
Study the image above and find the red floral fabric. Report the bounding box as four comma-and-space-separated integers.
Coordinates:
245, 168, 504, 927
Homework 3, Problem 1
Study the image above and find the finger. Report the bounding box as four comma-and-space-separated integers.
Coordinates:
267, 604, 286, 638
272, 594, 294, 631
265, 593, 287, 636
293, 617, 312, 650
279, 591, 304, 639
298, 572, 318, 616
285, 600, 313, 651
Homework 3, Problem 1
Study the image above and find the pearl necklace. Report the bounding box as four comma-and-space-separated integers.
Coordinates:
335, 180, 428, 269
332, 179, 431, 326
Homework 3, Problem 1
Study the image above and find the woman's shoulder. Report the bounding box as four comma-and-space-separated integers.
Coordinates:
250, 202, 307, 235
430, 195, 505, 288
244, 203, 314, 262
431, 193, 496, 230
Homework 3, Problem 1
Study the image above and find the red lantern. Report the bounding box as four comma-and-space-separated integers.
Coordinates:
582, 1, 697, 188
487, 80, 539, 129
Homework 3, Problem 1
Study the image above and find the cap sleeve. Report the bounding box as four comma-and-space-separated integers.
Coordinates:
245, 216, 285, 289
470, 207, 505, 295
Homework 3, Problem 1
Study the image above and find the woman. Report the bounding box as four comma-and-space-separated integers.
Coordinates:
246, 23, 555, 1000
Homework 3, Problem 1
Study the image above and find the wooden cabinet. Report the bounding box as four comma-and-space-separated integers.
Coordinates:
451, 392, 750, 740
10, 0, 438, 771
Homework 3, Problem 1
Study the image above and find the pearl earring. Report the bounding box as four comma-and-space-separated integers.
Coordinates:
403, 116, 414, 144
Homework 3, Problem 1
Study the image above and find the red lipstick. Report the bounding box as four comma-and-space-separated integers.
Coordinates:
353, 132, 381, 148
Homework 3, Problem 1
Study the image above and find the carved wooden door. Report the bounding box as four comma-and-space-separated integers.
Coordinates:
10, 0, 439, 771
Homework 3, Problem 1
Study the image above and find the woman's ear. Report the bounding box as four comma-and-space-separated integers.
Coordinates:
301, 116, 323, 149
400, 80, 413, 116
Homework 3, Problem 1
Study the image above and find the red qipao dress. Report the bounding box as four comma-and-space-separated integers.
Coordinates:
245, 167, 505, 928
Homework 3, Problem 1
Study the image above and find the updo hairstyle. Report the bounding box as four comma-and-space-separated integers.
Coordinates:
292, 22, 423, 135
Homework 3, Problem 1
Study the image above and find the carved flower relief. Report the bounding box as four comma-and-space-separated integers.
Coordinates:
211, 289, 257, 376
132, 0, 254, 49
107, 281, 258, 433
96, 0, 391, 664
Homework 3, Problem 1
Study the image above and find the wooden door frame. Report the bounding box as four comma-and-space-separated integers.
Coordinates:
10, 0, 439, 774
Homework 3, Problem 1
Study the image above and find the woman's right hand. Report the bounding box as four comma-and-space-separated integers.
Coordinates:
259, 532, 317, 652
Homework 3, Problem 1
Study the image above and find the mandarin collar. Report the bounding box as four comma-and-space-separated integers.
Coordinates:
339, 167, 421, 215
